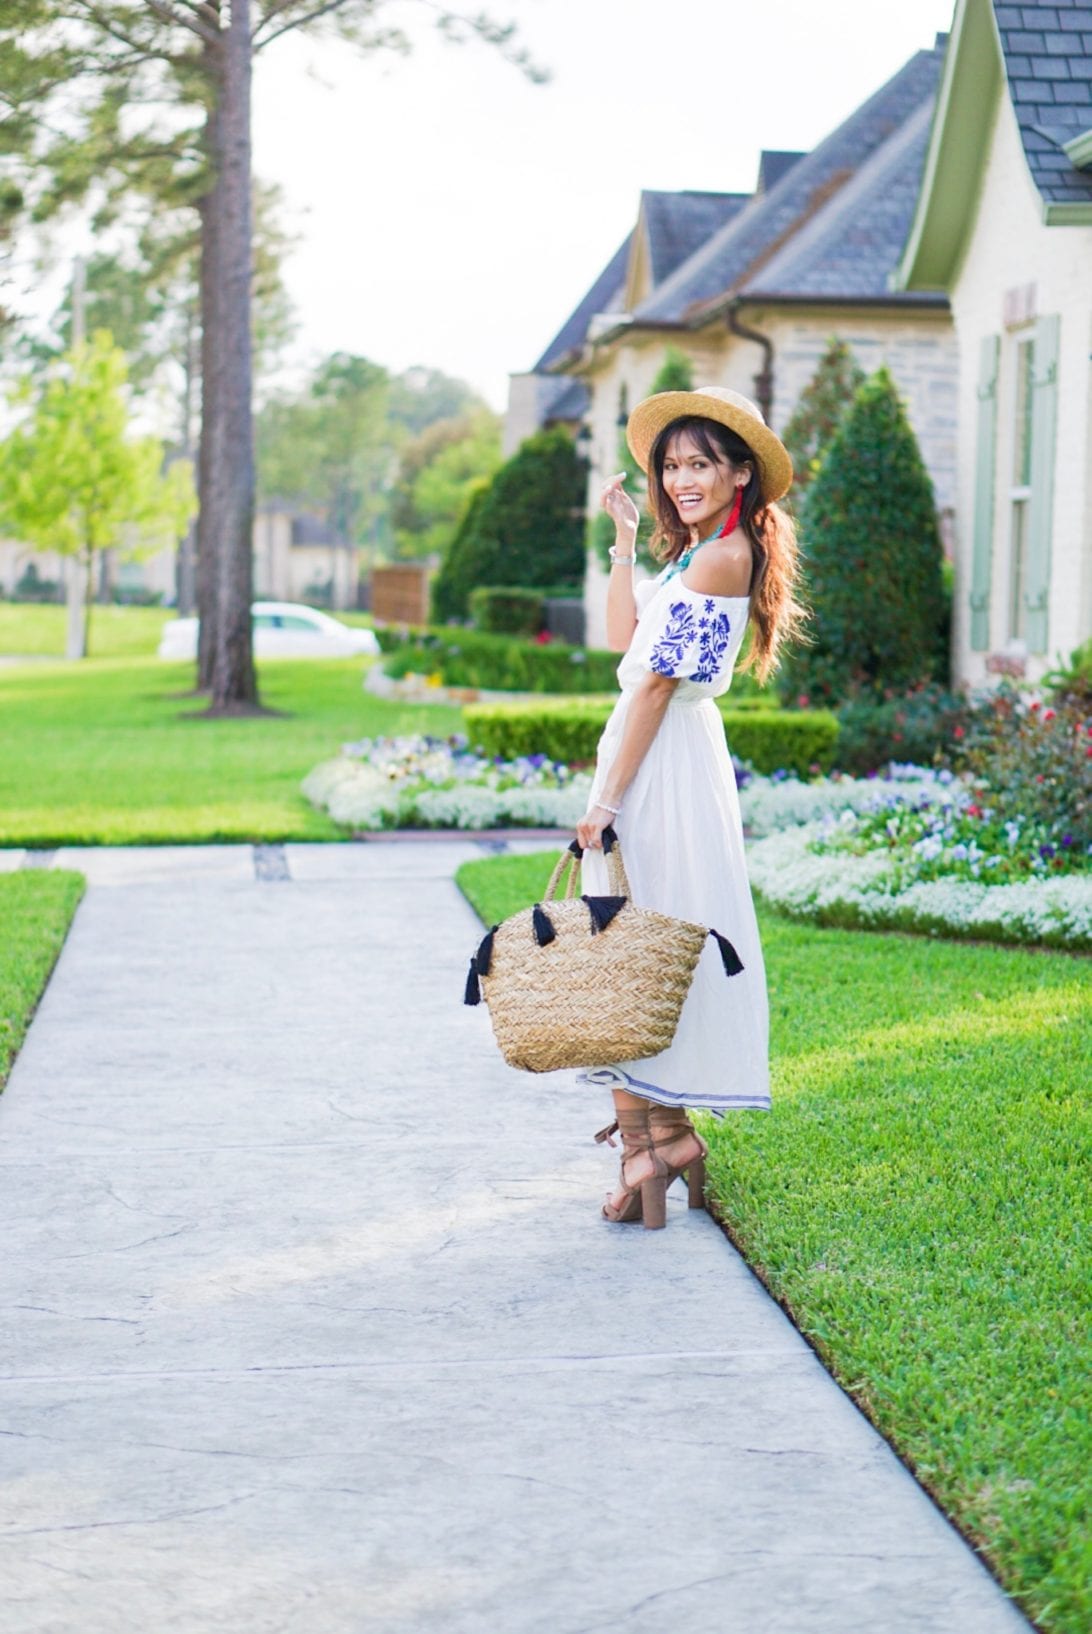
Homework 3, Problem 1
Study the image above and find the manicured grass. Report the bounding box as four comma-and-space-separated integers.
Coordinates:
456, 850, 1091, 1634
0, 873, 85, 1091
0, 602, 172, 658
0, 600, 377, 660
0, 657, 462, 845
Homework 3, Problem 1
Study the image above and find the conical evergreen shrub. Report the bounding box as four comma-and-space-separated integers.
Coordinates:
781, 336, 865, 510
431, 428, 584, 621
783, 367, 947, 703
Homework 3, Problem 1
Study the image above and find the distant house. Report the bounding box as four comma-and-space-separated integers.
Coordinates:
509, 38, 961, 647
0, 506, 361, 612
894, 0, 1092, 685
252, 506, 361, 611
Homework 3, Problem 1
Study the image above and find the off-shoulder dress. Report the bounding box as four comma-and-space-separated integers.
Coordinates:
577, 566, 770, 1114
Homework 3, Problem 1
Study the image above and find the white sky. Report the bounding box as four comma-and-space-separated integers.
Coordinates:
252, 0, 958, 411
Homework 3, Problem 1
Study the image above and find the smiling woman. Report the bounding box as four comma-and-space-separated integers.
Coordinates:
568, 385, 806, 1228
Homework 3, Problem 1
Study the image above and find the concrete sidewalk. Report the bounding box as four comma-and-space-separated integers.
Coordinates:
0, 842, 1032, 1633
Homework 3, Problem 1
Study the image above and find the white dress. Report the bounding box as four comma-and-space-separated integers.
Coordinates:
577, 567, 770, 1114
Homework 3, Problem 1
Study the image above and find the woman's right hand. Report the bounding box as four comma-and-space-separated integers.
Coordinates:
601, 472, 640, 542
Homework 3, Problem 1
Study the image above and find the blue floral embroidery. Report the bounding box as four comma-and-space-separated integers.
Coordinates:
649, 595, 731, 682
648, 600, 696, 676
694, 608, 732, 682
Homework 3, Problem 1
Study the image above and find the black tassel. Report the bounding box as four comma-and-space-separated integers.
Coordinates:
532, 904, 556, 947
709, 928, 744, 977
464, 957, 482, 1006
568, 836, 583, 857
583, 895, 627, 935
602, 824, 618, 854
475, 926, 497, 977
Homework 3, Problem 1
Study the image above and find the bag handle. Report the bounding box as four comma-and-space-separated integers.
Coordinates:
546, 826, 632, 902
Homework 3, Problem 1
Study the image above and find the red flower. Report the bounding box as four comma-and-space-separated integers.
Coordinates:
1043, 709, 1055, 722
953, 725, 965, 739
1030, 700, 1041, 712
967, 804, 981, 817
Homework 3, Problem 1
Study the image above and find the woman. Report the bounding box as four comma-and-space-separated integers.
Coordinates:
575, 385, 804, 1230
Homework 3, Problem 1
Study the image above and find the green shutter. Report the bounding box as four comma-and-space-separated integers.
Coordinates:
970, 335, 1000, 651
1024, 314, 1060, 654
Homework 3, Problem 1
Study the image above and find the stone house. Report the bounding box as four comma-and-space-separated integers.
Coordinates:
510, 37, 961, 647
894, 0, 1092, 686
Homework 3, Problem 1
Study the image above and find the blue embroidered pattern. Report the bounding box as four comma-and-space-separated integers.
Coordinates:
649, 594, 731, 681
648, 599, 696, 676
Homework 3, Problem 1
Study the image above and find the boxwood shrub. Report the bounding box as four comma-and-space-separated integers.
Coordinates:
379, 626, 621, 694
467, 586, 544, 636
465, 701, 839, 775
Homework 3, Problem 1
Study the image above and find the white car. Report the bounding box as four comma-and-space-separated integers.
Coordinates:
158, 601, 381, 661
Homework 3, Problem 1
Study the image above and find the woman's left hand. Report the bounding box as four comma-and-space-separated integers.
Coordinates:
575, 804, 616, 852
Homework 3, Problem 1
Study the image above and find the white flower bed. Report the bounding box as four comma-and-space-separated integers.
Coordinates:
738, 764, 959, 836
302, 734, 591, 832
747, 823, 1092, 950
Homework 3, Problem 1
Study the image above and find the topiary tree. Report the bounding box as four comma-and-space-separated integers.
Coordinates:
781, 367, 947, 705
591, 348, 696, 571
430, 479, 495, 623
781, 336, 865, 511
430, 428, 584, 621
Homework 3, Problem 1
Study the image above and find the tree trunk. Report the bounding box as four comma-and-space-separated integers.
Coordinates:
196, 86, 223, 689
177, 296, 199, 617
64, 554, 86, 660
206, 1, 258, 712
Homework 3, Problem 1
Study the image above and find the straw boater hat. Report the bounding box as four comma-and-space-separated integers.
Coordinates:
627, 385, 793, 504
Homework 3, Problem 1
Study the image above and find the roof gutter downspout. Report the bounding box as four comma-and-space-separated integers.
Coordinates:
725, 300, 775, 425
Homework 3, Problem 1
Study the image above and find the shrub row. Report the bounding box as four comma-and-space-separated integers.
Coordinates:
468, 586, 545, 636
465, 702, 839, 776
379, 625, 621, 694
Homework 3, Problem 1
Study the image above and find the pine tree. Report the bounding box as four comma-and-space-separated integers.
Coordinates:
783, 367, 947, 703
781, 336, 865, 510
431, 430, 584, 621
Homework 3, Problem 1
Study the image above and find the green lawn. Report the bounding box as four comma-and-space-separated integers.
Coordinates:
456, 850, 1092, 1634
0, 599, 377, 661
0, 656, 462, 846
0, 601, 173, 658
0, 873, 85, 1090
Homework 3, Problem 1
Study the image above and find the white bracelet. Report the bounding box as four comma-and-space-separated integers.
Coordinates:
609, 546, 635, 564
597, 800, 622, 816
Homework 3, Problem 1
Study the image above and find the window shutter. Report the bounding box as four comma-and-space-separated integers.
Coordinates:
970, 335, 1000, 651
1024, 314, 1060, 654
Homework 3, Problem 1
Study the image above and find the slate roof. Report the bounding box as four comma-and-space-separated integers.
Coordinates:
539, 375, 589, 423
640, 190, 750, 287
756, 150, 807, 192
748, 99, 938, 298
534, 233, 631, 371
993, 0, 1092, 207
635, 40, 949, 323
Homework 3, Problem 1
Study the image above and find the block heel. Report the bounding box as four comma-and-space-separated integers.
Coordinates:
687, 1155, 706, 1209
640, 1175, 668, 1230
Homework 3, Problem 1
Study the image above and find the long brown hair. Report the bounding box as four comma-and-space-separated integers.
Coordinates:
647, 416, 806, 683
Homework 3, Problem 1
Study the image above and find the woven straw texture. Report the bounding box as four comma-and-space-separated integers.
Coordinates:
480, 842, 708, 1074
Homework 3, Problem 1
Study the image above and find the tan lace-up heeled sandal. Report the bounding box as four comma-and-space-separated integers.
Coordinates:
594, 1109, 670, 1229
648, 1105, 708, 1210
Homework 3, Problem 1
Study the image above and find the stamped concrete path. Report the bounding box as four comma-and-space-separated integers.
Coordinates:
0, 842, 1033, 1634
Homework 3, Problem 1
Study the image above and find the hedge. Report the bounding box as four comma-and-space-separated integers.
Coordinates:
467, 586, 544, 636
379, 625, 621, 694
465, 702, 839, 776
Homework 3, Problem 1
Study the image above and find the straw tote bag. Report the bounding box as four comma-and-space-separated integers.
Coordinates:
463, 828, 744, 1074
